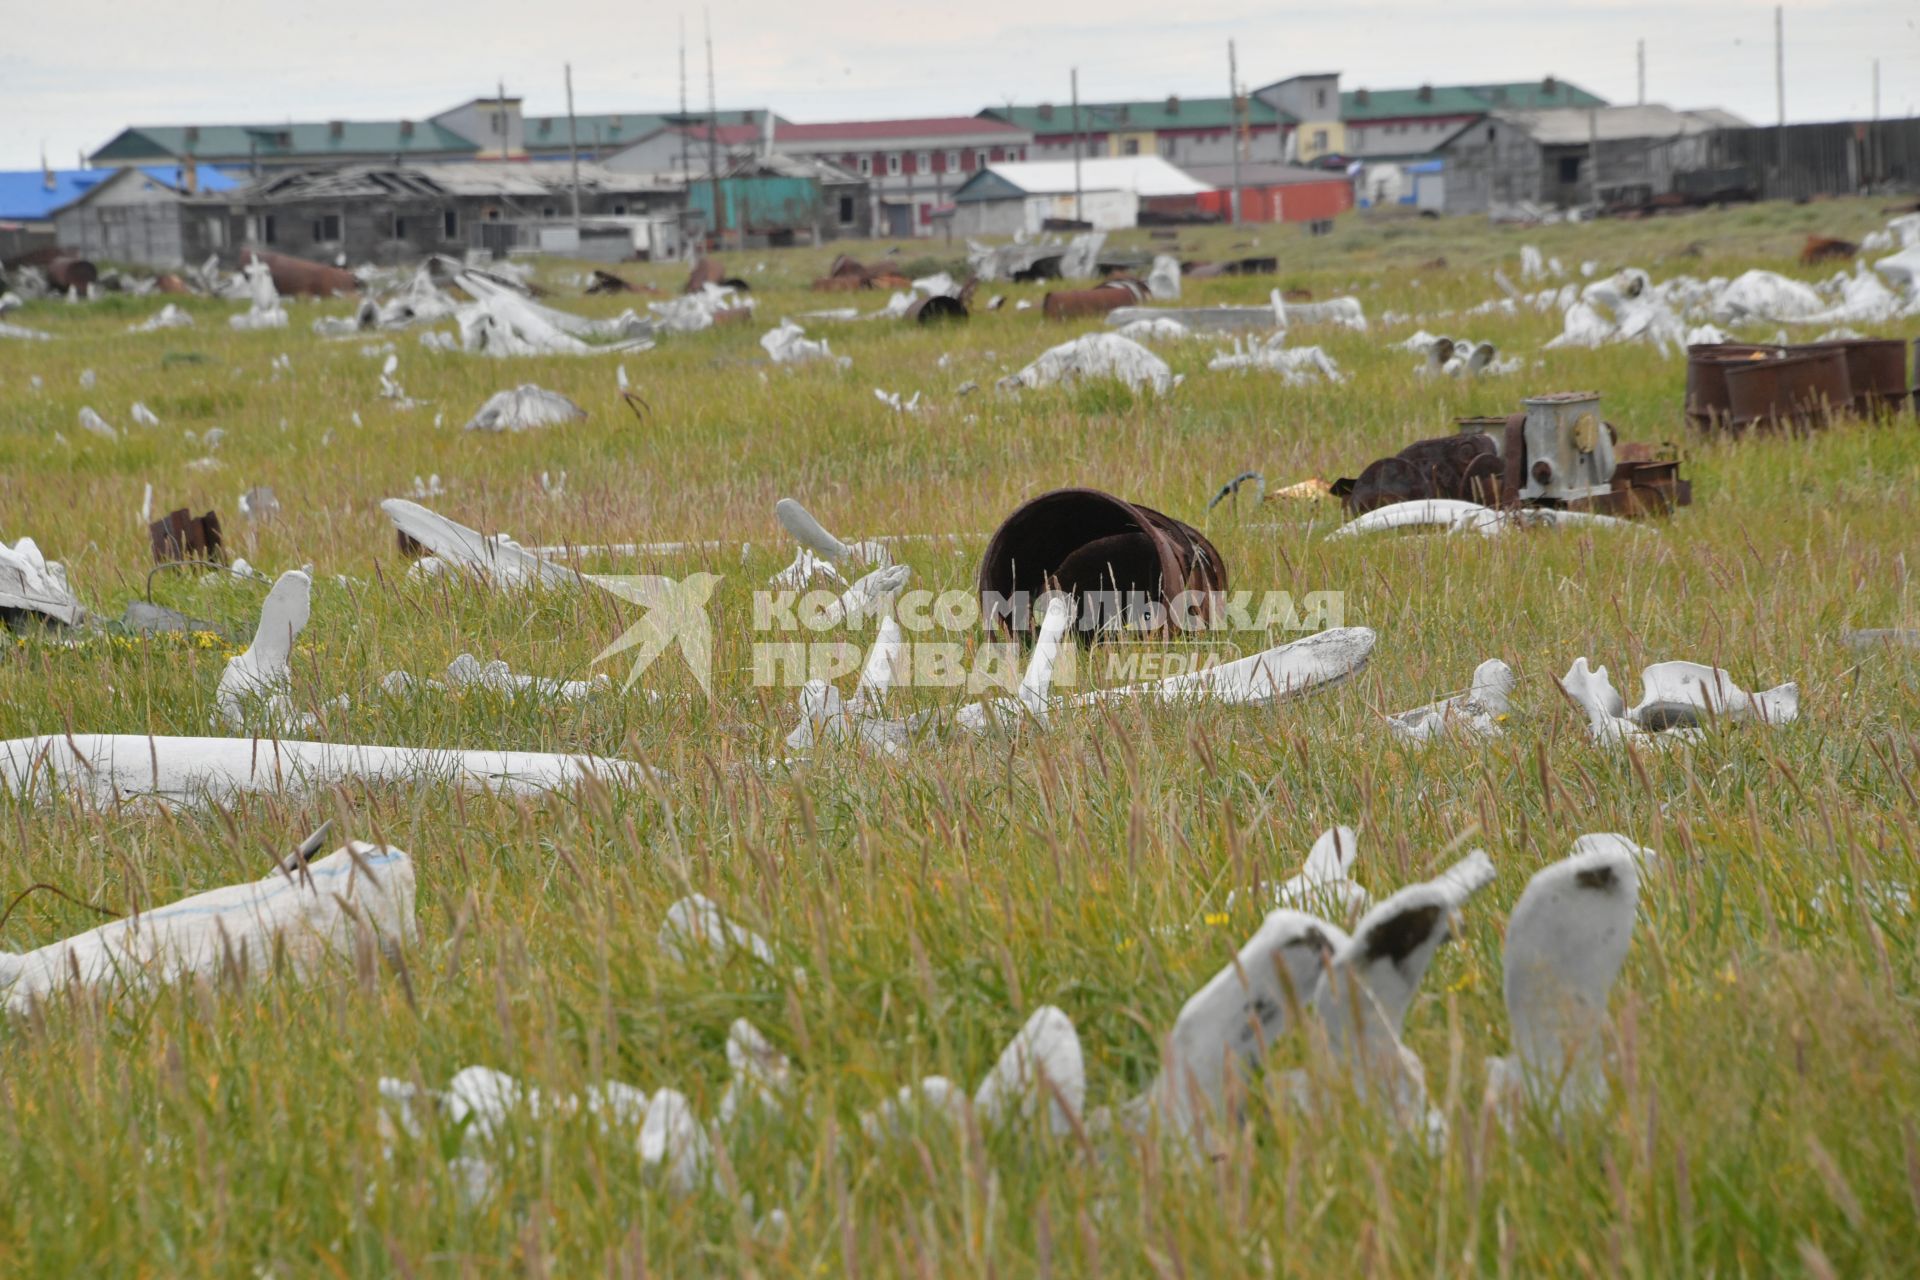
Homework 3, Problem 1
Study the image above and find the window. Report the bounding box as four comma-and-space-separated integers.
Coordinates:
443, 208, 459, 238
838, 195, 855, 225
542, 206, 556, 219
975, 149, 989, 169
262, 214, 276, 244
1314, 88, 1328, 109
945, 150, 959, 171
392, 216, 406, 239
204, 216, 226, 248
886, 153, 901, 175
1311, 128, 1328, 151
490, 112, 505, 135
312, 213, 340, 241
858, 155, 872, 176
915, 151, 931, 172
1558, 155, 1582, 183
1121, 138, 1140, 156
612, 203, 626, 216
1486, 126, 1496, 144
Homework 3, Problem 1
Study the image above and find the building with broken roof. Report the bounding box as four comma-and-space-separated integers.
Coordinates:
979, 97, 1288, 168
227, 162, 683, 263
1434, 103, 1749, 215
948, 156, 1213, 236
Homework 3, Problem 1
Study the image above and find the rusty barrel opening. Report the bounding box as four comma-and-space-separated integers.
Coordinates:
977, 488, 1227, 644
906, 295, 967, 324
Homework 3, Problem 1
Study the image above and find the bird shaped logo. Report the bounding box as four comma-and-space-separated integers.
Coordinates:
591, 573, 723, 698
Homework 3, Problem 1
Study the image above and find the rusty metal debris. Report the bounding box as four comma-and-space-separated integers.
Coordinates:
1042, 280, 1148, 321
1332, 434, 1505, 513
1687, 339, 1909, 431
1338, 392, 1690, 521
684, 257, 752, 295
811, 255, 911, 292
1185, 257, 1279, 278
585, 269, 654, 295
148, 508, 225, 565
977, 488, 1226, 643
239, 247, 358, 298
1723, 349, 1851, 432
1799, 236, 1858, 266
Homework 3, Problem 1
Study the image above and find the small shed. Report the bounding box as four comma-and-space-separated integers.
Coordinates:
948, 156, 1212, 236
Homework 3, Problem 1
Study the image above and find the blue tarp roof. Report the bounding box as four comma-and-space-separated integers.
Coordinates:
0, 166, 238, 221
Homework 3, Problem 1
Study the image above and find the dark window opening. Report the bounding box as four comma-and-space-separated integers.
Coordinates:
312, 213, 341, 241
443, 209, 459, 238
838, 195, 855, 225
1558, 156, 1582, 183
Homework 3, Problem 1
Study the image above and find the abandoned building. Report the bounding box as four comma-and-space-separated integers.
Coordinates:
1433, 103, 1749, 214
227, 163, 685, 263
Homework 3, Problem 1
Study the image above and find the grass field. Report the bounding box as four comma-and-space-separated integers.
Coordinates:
2, 198, 1917, 1277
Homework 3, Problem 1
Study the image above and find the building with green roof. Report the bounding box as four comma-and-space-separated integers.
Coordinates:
979, 96, 1289, 169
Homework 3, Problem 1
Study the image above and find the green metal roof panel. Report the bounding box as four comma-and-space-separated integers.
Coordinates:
1341, 80, 1604, 121
983, 97, 1284, 135
949, 170, 1028, 203
91, 121, 477, 163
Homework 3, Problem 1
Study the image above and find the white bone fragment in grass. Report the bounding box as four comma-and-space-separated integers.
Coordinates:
214, 569, 316, 732
1135, 908, 1345, 1150
717, 1020, 794, 1126
1387, 659, 1515, 744
0, 535, 84, 625
0, 842, 415, 1013
462, 384, 587, 432
971, 1006, 1086, 1136
774, 497, 891, 567
1556, 656, 1796, 744
1068, 627, 1376, 709
0, 734, 649, 805
1001, 333, 1179, 396
656, 894, 778, 969
380, 653, 610, 703
1484, 836, 1642, 1127
1299, 849, 1496, 1143
956, 594, 1071, 733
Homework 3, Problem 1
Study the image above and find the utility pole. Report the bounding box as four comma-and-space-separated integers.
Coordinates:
1773, 5, 1785, 128
1636, 39, 1645, 105
1227, 39, 1243, 225
678, 17, 691, 180
1587, 106, 1601, 208
1872, 58, 1880, 121
1070, 68, 1083, 224
1773, 4, 1785, 188
565, 63, 582, 234
703, 7, 722, 253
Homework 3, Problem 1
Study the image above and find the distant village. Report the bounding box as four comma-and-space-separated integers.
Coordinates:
2, 68, 1913, 268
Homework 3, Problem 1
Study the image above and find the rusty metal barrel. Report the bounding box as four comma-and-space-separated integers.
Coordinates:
1685, 343, 1780, 430
240, 247, 359, 297
906, 294, 967, 324
978, 487, 1227, 642
1723, 348, 1852, 433
1801, 339, 1908, 416
1042, 280, 1147, 321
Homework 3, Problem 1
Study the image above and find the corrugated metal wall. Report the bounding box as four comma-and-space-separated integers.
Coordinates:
1699, 120, 1920, 200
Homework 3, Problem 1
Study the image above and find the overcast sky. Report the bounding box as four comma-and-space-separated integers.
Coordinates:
3, 0, 1914, 169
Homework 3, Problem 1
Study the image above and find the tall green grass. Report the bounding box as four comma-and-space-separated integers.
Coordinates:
0, 200, 1916, 1276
